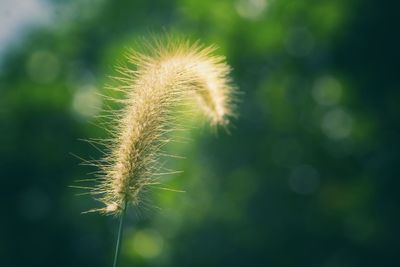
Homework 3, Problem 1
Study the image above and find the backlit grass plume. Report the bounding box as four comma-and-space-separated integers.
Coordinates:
89, 38, 235, 217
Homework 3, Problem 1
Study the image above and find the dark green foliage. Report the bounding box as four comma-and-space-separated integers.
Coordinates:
0, 0, 399, 266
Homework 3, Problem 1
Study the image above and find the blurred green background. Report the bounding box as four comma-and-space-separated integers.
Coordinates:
1, 0, 399, 266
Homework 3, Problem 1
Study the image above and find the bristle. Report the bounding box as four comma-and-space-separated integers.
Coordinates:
89, 38, 236, 215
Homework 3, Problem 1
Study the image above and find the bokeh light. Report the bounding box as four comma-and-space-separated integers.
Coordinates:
1, 0, 398, 267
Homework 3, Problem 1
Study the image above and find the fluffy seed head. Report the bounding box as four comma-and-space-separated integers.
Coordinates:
88, 38, 236, 215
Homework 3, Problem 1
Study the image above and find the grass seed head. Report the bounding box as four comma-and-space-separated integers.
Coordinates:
88, 38, 236, 215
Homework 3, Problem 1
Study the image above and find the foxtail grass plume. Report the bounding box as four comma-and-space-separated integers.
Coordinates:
89, 38, 236, 215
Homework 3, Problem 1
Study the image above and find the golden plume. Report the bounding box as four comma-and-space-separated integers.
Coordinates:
89, 38, 235, 215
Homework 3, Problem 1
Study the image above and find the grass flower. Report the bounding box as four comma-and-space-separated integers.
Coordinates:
89, 38, 235, 215
78, 37, 236, 267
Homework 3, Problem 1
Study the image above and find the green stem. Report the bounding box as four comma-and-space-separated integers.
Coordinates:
113, 201, 127, 267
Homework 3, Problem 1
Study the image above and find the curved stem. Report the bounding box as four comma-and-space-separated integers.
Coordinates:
113, 201, 127, 267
